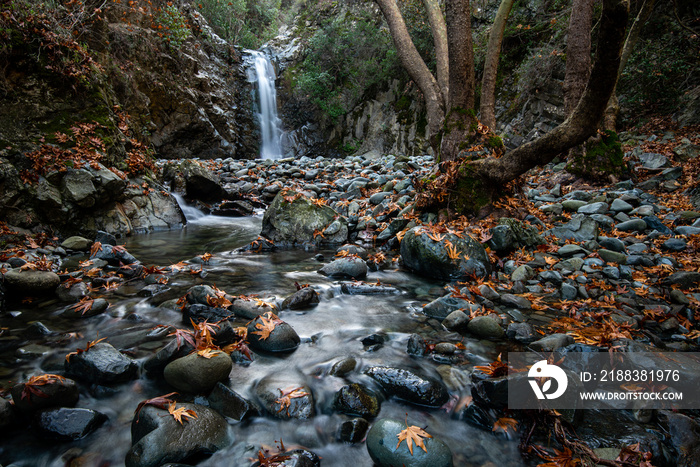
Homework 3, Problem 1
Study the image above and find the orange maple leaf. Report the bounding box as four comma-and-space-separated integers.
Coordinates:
168, 402, 197, 425
69, 298, 95, 315
252, 314, 279, 340
492, 417, 518, 434
396, 416, 432, 455
275, 386, 309, 416
196, 348, 219, 359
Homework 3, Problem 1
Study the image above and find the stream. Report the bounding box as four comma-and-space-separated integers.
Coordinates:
0, 214, 527, 467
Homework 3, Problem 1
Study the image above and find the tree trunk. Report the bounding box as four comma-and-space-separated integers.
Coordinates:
440, 0, 477, 162
471, 0, 629, 188
479, 0, 514, 130
563, 0, 594, 116
603, 0, 656, 130
422, 0, 450, 105
375, 0, 445, 143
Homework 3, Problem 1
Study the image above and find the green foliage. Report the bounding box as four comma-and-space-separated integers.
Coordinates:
294, 11, 399, 123
196, 0, 281, 49
156, 5, 192, 49
567, 131, 626, 180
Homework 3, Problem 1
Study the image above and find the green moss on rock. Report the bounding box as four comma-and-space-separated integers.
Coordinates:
567, 130, 626, 180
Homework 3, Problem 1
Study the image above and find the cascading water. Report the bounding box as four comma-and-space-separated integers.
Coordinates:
248, 50, 283, 159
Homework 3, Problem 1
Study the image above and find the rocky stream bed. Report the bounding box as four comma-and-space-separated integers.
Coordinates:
2, 135, 700, 466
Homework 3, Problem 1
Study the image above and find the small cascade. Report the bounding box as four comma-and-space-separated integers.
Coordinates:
172, 193, 206, 222
247, 50, 284, 160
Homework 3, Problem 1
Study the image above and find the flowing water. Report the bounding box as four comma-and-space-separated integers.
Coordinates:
249, 51, 283, 160
0, 214, 529, 466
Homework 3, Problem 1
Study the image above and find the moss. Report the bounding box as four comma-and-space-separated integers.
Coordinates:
454, 163, 491, 213
566, 130, 626, 180
487, 135, 504, 149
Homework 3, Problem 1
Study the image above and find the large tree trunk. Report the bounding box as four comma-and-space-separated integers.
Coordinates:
479, 0, 514, 130
422, 0, 450, 105
603, 0, 656, 130
563, 0, 595, 115
440, 0, 477, 162
375, 0, 445, 143
470, 0, 629, 188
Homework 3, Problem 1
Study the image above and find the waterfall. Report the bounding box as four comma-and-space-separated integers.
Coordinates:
172, 193, 206, 222
249, 50, 283, 160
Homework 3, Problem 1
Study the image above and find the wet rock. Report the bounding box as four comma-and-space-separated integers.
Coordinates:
578, 202, 609, 214
666, 271, 700, 289
11, 376, 79, 412
318, 256, 368, 279
246, 314, 300, 353
598, 236, 625, 252
643, 215, 674, 235
423, 294, 473, 320
207, 382, 255, 421
400, 227, 490, 281
33, 407, 107, 441
0, 398, 14, 430
64, 342, 138, 385
467, 316, 504, 339
56, 281, 89, 303
506, 322, 537, 344
126, 403, 230, 467
183, 304, 234, 324
62, 297, 109, 318
361, 333, 386, 351
658, 411, 700, 467
333, 383, 381, 418
407, 334, 428, 357
90, 243, 138, 266
471, 375, 509, 409
337, 418, 369, 443
365, 366, 449, 407
499, 293, 532, 310
143, 338, 194, 376
253, 371, 315, 420
529, 333, 574, 351
261, 190, 348, 245
662, 237, 687, 252
163, 351, 232, 394
330, 357, 357, 377
366, 418, 453, 467
281, 287, 320, 310
511, 264, 535, 282
3, 269, 61, 296
172, 160, 226, 201
231, 299, 277, 320
252, 449, 321, 467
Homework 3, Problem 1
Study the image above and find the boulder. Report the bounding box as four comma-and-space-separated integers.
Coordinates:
64, 342, 138, 385
400, 227, 490, 281
333, 383, 381, 418
33, 407, 107, 441
11, 376, 79, 412
261, 190, 348, 245
246, 314, 300, 353
365, 366, 448, 408
163, 351, 232, 394
366, 418, 453, 467
318, 256, 368, 280
281, 287, 320, 310
3, 269, 60, 296
253, 370, 315, 420
126, 403, 230, 467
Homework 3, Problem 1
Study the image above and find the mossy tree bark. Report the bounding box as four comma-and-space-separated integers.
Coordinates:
459, 0, 630, 206
479, 0, 514, 131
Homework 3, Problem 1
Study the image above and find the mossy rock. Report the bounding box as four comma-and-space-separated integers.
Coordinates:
567, 131, 626, 180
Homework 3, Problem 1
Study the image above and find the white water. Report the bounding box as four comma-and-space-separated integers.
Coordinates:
251, 50, 283, 159
171, 193, 206, 222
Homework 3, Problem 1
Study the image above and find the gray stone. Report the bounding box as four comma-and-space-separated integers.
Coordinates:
558, 244, 587, 257
3, 269, 61, 296
61, 169, 97, 208
610, 199, 634, 212
615, 218, 648, 232
33, 407, 107, 441
506, 322, 537, 344
126, 404, 230, 467
560, 283, 578, 301
598, 249, 627, 264
365, 366, 449, 407
467, 315, 505, 339
548, 215, 598, 241
163, 351, 232, 394
554, 257, 584, 271
598, 237, 625, 252
333, 383, 380, 418
61, 236, 92, 251
65, 342, 138, 385
246, 314, 300, 353
577, 202, 609, 214
366, 418, 453, 467
662, 238, 687, 252
561, 200, 587, 211
423, 294, 471, 320
207, 382, 254, 421
442, 310, 470, 331
666, 272, 700, 289
511, 264, 535, 282
254, 370, 314, 420
675, 226, 700, 236
529, 333, 574, 351
487, 218, 545, 252
318, 257, 368, 280
639, 152, 668, 169
500, 293, 531, 309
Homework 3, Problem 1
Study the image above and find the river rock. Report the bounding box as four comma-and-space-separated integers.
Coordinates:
339, 281, 399, 294
143, 338, 195, 376
333, 383, 381, 418
318, 256, 368, 279
90, 243, 138, 266
170, 159, 226, 201
0, 398, 14, 430
281, 286, 320, 310
253, 371, 315, 420
423, 294, 473, 320
598, 248, 627, 264
442, 310, 470, 331
3, 269, 61, 296
487, 218, 545, 252
467, 315, 504, 339
252, 449, 321, 467
337, 418, 369, 443
62, 297, 109, 318
126, 403, 230, 467
615, 218, 648, 232
365, 366, 449, 407
666, 271, 700, 289
548, 215, 598, 241
261, 190, 348, 245
400, 227, 490, 280
56, 281, 89, 303
64, 342, 138, 385
11, 376, 79, 412
33, 407, 107, 441
61, 236, 92, 251
183, 304, 234, 324
529, 333, 574, 351
207, 382, 256, 421
163, 351, 232, 394
511, 264, 535, 282
366, 418, 453, 467
231, 298, 278, 319
61, 169, 97, 208
246, 314, 300, 353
